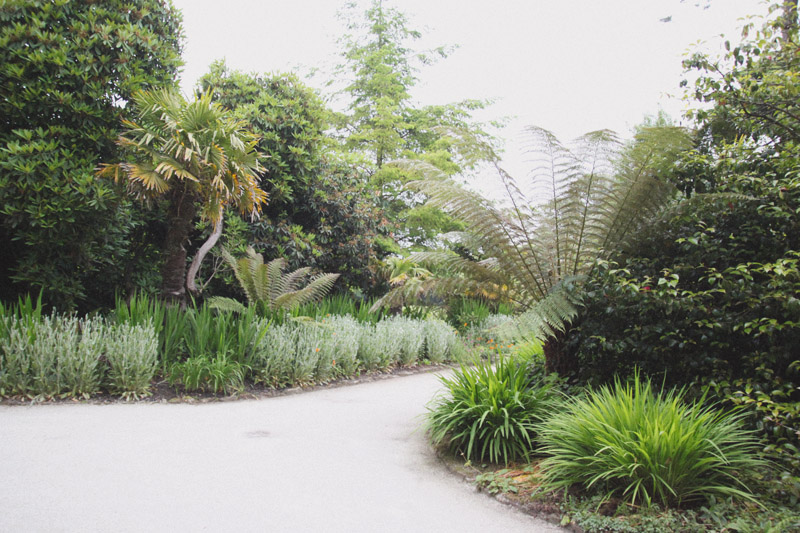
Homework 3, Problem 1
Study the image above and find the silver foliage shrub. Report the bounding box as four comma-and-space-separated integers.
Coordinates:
317, 316, 361, 378
251, 321, 295, 387
104, 322, 159, 399
0, 315, 105, 397
391, 316, 425, 366
423, 319, 457, 363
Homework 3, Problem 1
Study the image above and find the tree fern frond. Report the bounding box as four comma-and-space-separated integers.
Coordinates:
220, 248, 338, 313
496, 281, 582, 342
206, 296, 247, 314
381, 125, 691, 344
280, 266, 313, 294
274, 273, 340, 310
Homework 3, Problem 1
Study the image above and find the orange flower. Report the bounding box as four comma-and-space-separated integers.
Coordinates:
315, 348, 320, 352
332, 359, 336, 366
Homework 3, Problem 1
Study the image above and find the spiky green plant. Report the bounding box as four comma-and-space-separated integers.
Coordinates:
377, 125, 691, 372
537, 373, 765, 507
168, 352, 246, 395
208, 247, 340, 316
426, 353, 557, 465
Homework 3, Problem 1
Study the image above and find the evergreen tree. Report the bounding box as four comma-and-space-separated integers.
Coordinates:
0, 0, 183, 310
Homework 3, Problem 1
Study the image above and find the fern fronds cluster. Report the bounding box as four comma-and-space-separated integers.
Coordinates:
378, 125, 691, 341
209, 247, 340, 314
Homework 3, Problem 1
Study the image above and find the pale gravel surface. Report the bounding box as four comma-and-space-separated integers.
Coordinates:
0, 370, 564, 532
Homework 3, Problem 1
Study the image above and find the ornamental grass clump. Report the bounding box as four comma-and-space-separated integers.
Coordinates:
537, 374, 765, 507
168, 353, 246, 395
426, 354, 557, 465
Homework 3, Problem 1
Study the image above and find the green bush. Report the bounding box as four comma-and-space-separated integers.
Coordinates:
537, 374, 765, 507
104, 322, 159, 399
318, 316, 362, 376
0, 312, 159, 399
250, 322, 296, 387
394, 317, 425, 366
426, 354, 556, 465
423, 319, 458, 363
0, 0, 183, 310
168, 353, 246, 395
0, 314, 105, 397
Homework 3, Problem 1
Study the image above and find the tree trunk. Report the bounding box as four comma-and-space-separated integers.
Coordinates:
543, 329, 576, 376
160, 186, 196, 306
185, 216, 224, 298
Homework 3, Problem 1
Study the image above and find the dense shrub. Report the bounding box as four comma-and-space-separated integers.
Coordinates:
423, 319, 459, 363
0, 0, 183, 310
104, 322, 159, 399
0, 313, 159, 398
537, 374, 764, 507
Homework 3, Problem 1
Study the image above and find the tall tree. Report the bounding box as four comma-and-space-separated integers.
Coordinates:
0, 0, 183, 310
198, 62, 388, 294
98, 90, 267, 304
335, 0, 495, 247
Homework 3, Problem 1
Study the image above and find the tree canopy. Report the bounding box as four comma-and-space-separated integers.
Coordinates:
0, 0, 184, 310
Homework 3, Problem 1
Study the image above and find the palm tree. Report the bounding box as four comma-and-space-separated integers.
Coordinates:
98, 89, 267, 304
378, 125, 691, 373
208, 247, 340, 314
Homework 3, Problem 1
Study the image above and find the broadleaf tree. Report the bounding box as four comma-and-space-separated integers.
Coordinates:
198, 62, 389, 295
0, 0, 183, 310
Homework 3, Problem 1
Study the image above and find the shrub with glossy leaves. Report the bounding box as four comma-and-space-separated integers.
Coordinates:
0, 0, 183, 310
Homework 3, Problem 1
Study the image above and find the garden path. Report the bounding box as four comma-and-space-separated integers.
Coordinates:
0, 370, 562, 532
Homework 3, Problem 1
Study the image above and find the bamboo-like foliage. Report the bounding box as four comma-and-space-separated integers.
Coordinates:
209, 248, 340, 313
378, 125, 691, 341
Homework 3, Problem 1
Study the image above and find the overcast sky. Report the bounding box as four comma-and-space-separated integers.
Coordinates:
171, 0, 770, 193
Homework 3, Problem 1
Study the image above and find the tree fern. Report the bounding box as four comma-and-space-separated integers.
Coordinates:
377, 125, 691, 372
208, 248, 340, 314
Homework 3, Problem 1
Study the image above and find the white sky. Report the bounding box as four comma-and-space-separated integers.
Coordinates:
172, 0, 770, 194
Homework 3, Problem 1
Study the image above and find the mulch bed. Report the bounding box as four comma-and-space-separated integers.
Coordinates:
436, 452, 582, 531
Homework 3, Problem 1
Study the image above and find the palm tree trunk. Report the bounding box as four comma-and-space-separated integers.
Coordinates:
160, 186, 196, 305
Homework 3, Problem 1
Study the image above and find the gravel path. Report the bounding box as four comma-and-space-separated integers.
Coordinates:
0, 370, 563, 532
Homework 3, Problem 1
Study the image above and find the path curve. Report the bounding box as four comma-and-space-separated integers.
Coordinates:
0, 370, 563, 532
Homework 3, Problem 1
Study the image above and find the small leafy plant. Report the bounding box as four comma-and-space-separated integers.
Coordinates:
169, 353, 247, 395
